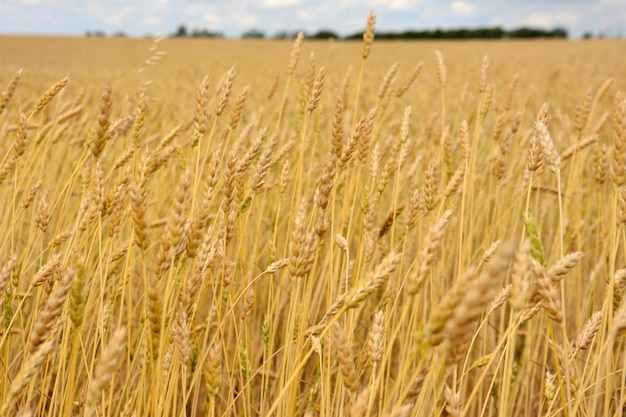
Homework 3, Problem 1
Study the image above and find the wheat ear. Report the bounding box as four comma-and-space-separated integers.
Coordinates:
407, 210, 453, 294
332, 322, 359, 392
29, 269, 75, 352
0, 68, 23, 115
84, 327, 127, 417
0, 337, 55, 415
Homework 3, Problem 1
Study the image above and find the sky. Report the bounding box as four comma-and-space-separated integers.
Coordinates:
0, 0, 624, 39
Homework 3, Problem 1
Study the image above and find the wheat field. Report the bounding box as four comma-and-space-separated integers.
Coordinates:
1, 14, 626, 417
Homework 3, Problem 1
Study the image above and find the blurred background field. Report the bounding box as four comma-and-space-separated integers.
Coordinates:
1, 36, 624, 115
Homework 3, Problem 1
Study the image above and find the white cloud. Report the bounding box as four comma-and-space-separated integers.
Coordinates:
262, 0, 302, 8
85, 2, 102, 14
141, 16, 164, 27
233, 13, 259, 28
368, 0, 414, 9
104, 6, 131, 25
556, 12, 579, 24
203, 13, 221, 25
335, 0, 360, 9
523, 13, 553, 28
184, 2, 208, 15
389, 0, 412, 10
450, 0, 476, 15
522, 11, 578, 29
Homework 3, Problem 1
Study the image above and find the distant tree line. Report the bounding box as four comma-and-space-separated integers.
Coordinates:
86, 30, 129, 38
170, 25, 224, 38
85, 25, 572, 40
167, 25, 568, 40
342, 26, 568, 40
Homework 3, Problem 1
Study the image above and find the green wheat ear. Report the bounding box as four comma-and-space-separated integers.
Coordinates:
190, 339, 199, 372
4, 286, 13, 329
267, 238, 277, 264
523, 212, 545, 266
262, 320, 271, 353
239, 344, 250, 381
